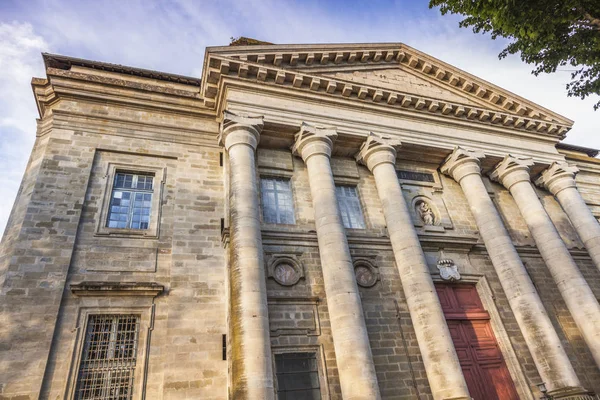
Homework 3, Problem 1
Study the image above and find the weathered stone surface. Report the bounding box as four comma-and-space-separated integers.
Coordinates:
2, 43, 600, 400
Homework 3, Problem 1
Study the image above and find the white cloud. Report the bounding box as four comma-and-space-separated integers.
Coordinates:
0, 1, 598, 235
0, 21, 49, 236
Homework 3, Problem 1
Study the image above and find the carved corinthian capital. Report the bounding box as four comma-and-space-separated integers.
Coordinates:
291, 122, 337, 161
218, 110, 264, 151
535, 162, 579, 195
355, 132, 401, 171
489, 155, 535, 190
440, 146, 485, 182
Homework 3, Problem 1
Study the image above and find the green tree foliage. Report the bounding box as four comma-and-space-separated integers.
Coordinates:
429, 0, 600, 110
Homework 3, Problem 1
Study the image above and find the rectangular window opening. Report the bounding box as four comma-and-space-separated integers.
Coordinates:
261, 177, 296, 225
107, 172, 154, 230
335, 185, 366, 229
74, 314, 140, 400
275, 352, 321, 400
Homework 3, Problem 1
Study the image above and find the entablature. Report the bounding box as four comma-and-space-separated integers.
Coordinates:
203, 42, 573, 133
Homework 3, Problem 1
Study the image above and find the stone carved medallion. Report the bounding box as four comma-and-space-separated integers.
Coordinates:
437, 259, 461, 281
267, 255, 304, 286
273, 262, 298, 286
354, 259, 379, 287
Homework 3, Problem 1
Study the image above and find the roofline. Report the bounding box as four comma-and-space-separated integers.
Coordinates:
557, 142, 599, 157
204, 41, 573, 126
42, 53, 201, 87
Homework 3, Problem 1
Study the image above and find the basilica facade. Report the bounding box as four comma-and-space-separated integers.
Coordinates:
1, 40, 600, 400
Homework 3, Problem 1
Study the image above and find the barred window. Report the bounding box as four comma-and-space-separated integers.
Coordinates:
275, 352, 321, 400
261, 178, 296, 224
75, 315, 140, 400
107, 172, 154, 229
335, 185, 366, 229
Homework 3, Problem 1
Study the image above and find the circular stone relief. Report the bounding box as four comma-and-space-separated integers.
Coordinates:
355, 262, 378, 288
273, 262, 300, 286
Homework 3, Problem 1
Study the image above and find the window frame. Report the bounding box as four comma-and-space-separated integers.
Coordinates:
66, 305, 154, 400
271, 346, 329, 400
73, 314, 141, 399
335, 185, 366, 229
260, 176, 296, 225
96, 163, 165, 238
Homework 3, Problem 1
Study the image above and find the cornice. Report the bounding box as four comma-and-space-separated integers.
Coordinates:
70, 281, 164, 297
221, 227, 591, 258
202, 55, 569, 139
42, 110, 219, 148
32, 66, 213, 119
203, 43, 572, 127
221, 81, 567, 165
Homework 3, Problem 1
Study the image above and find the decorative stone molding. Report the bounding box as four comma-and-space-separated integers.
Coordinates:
436, 259, 461, 281
355, 132, 401, 171
70, 281, 164, 297
218, 110, 264, 151
291, 122, 337, 161
201, 51, 570, 136
353, 258, 380, 288
535, 162, 580, 195
266, 255, 305, 286
440, 146, 485, 182
489, 154, 535, 190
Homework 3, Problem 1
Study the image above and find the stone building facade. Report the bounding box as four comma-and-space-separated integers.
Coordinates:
1, 41, 600, 400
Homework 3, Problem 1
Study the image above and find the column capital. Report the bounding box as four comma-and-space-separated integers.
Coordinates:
535, 162, 579, 195
218, 110, 264, 151
440, 146, 485, 182
355, 132, 401, 171
291, 122, 337, 162
489, 154, 534, 190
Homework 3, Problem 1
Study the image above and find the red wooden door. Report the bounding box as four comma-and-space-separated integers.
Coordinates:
436, 284, 519, 400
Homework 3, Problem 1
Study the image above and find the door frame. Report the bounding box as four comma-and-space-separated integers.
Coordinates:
433, 273, 535, 400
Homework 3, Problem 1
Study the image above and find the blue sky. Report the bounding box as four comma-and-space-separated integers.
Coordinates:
0, 0, 598, 234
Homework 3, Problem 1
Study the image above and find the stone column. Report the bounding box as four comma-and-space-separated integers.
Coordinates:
219, 111, 273, 400
292, 124, 381, 400
490, 155, 600, 369
442, 148, 589, 398
356, 133, 470, 400
536, 162, 600, 272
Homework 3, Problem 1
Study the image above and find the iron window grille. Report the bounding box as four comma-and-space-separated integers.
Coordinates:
261, 178, 296, 224
74, 315, 140, 400
107, 172, 154, 229
335, 185, 366, 229
275, 352, 322, 400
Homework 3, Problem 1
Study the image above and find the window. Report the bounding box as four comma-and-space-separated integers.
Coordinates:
335, 185, 365, 229
261, 178, 295, 224
75, 315, 140, 400
275, 352, 321, 400
107, 172, 154, 229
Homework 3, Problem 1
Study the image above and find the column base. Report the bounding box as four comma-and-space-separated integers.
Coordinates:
443, 397, 472, 400
549, 386, 598, 400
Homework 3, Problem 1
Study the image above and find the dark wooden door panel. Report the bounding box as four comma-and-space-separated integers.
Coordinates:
436, 283, 520, 400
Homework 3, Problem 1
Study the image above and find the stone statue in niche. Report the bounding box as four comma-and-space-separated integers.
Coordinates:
416, 200, 435, 226
437, 259, 461, 281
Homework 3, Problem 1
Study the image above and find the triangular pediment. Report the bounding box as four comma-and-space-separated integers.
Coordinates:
202, 42, 573, 137
318, 67, 495, 110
